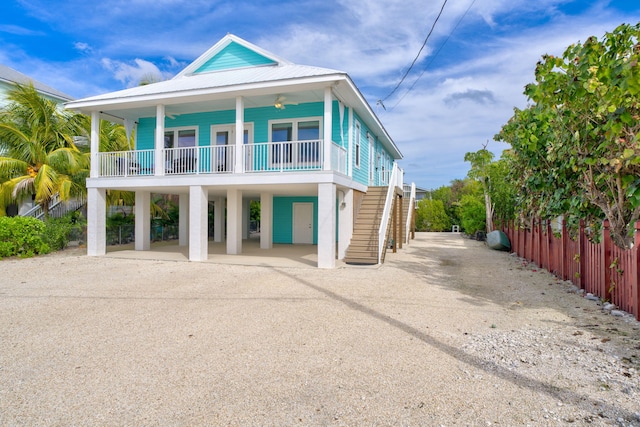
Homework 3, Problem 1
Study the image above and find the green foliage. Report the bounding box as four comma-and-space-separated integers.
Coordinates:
0, 83, 89, 216
495, 22, 640, 248
458, 194, 486, 235
0, 216, 50, 258
42, 212, 86, 251
415, 199, 451, 231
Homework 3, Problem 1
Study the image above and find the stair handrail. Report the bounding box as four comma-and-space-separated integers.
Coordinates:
405, 182, 416, 244
378, 163, 399, 263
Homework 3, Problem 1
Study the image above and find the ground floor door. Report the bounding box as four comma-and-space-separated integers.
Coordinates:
292, 202, 313, 244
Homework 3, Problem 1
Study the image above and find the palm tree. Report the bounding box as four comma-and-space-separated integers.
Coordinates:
0, 83, 88, 216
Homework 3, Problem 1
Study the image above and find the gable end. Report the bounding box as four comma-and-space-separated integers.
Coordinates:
194, 41, 277, 74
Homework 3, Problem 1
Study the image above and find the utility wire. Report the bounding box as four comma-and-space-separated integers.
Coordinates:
378, 0, 450, 107
389, 0, 477, 111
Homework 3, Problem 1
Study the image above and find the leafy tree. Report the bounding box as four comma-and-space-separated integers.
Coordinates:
495, 23, 640, 247
464, 145, 495, 232
0, 83, 88, 216
415, 198, 450, 231
458, 194, 486, 235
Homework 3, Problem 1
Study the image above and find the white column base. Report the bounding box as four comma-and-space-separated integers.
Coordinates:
260, 192, 273, 249
318, 183, 336, 268
135, 191, 151, 251
87, 188, 106, 256
226, 189, 242, 255
189, 186, 208, 261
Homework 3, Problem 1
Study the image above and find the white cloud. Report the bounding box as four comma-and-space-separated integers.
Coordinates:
101, 58, 170, 87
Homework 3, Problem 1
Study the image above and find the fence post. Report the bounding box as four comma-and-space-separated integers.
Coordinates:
633, 221, 640, 320
579, 220, 586, 290
561, 218, 568, 280
603, 220, 612, 302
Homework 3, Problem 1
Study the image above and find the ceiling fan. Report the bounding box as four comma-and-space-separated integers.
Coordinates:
274, 94, 298, 110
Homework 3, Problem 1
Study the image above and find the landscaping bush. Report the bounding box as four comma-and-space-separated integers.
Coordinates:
0, 216, 50, 258
42, 212, 86, 251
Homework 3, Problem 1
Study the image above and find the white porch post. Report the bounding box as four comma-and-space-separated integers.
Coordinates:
338, 188, 353, 260
134, 191, 151, 251
179, 193, 189, 246
213, 197, 224, 242
347, 107, 353, 177
318, 183, 336, 268
189, 185, 208, 261
323, 87, 333, 171
226, 188, 242, 255
242, 198, 250, 239
260, 192, 273, 249
235, 96, 244, 173
87, 187, 106, 256
90, 111, 100, 178
155, 104, 165, 175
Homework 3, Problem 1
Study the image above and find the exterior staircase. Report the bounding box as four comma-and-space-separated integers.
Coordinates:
344, 186, 389, 265
20, 194, 86, 220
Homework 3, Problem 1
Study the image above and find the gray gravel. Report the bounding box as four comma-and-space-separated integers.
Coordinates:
1, 232, 639, 426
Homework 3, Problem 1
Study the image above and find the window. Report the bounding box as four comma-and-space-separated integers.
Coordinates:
269, 118, 321, 167
355, 121, 361, 168
164, 127, 198, 173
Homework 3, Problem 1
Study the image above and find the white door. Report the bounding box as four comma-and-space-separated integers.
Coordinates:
293, 203, 313, 244
211, 125, 233, 172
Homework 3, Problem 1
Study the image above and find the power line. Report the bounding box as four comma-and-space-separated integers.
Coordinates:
389, 0, 477, 111
378, 0, 450, 107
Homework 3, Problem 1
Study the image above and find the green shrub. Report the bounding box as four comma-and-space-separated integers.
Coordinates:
42, 212, 87, 251
0, 216, 50, 258
458, 194, 486, 235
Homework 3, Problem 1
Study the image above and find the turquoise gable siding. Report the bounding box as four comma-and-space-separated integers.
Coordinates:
273, 197, 318, 244
195, 42, 276, 73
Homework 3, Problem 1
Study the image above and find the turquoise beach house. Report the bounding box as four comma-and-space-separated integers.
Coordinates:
66, 34, 414, 268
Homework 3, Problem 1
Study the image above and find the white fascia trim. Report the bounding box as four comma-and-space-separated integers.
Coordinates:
65, 74, 348, 112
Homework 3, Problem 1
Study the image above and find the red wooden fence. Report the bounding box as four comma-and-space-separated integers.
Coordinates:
502, 219, 640, 321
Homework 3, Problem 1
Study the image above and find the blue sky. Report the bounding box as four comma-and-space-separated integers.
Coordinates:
1, 0, 639, 189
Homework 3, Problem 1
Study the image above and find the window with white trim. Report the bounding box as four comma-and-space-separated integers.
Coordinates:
269, 118, 322, 167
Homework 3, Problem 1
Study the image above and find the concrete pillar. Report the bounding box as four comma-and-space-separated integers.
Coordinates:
318, 183, 336, 268
337, 188, 353, 260
87, 187, 106, 256
213, 196, 223, 243
179, 193, 189, 246
242, 198, 250, 239
134, 191, 151, 251
189, 185, 208, 261
226, 188, 242, 255
260, 192, 273, 249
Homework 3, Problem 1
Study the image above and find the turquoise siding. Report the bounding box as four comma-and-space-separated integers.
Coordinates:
133, 101, 393, 184
195, 42, 276, 73
272, 197, 318, 244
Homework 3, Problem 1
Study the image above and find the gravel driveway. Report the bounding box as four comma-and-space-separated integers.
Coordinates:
1, 232, 639, 426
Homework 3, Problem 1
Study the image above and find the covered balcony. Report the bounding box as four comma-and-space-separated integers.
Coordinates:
96, 139, 348, 177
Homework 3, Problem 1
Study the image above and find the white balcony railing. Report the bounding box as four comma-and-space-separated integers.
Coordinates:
95, 140, 351, 177
244, 140, 322, 172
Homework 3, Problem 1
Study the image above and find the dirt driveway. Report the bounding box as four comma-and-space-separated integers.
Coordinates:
1, 232, 639, 426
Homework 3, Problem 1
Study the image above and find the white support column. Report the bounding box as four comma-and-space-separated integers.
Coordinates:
338, 188, 353, 260
347, 106, 353, 177
87, 187, 106, 256
323, 87, 333, 171
260, 192, 273, 249
235, 96, 244, 173
135, 191, 151, 251
155, 104, 165, 176
213, 197, 224, 242
189, 186, 208, 261
90, 111, 100, 178
318, 183, 336, 268
226, 188, 242, 255
243, 198, 251, 240
179, 193, 189, 246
